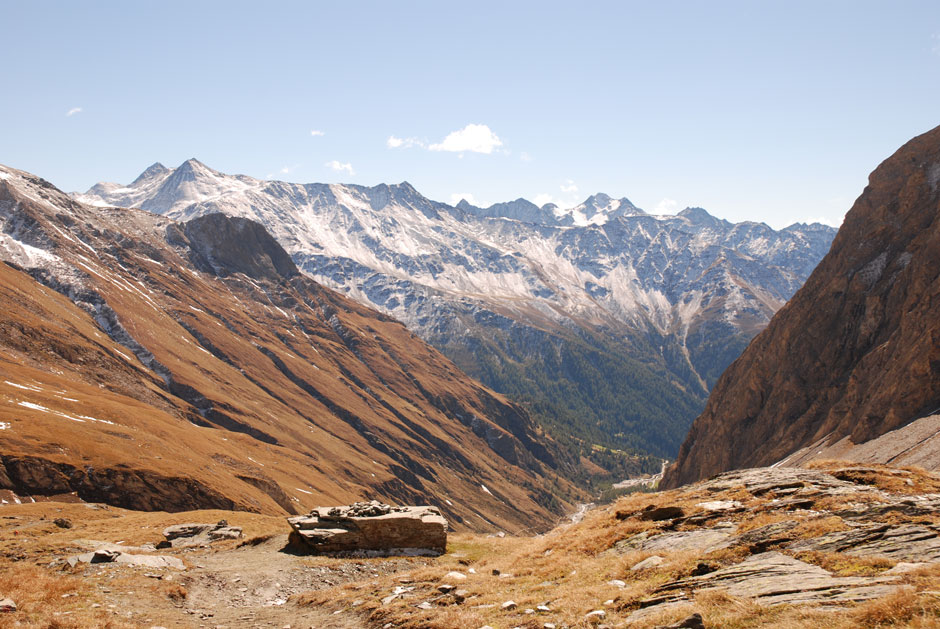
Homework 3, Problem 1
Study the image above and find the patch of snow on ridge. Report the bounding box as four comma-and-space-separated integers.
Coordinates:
0, 422, 9, 430
4, 381, 43, 392
0, 231, 59, 268
15, 400, 114, 425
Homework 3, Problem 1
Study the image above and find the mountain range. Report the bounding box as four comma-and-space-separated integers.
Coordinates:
0, 163, 578, 531
78, 162, 837, 469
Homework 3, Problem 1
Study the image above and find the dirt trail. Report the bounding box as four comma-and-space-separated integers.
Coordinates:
165, 534, 428, 628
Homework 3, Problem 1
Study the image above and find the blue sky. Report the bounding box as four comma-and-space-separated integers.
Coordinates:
2, 1, 939, 228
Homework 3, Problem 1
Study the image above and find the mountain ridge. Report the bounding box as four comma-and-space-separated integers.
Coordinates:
0, 163, 577, 530
76, 162, 837, 466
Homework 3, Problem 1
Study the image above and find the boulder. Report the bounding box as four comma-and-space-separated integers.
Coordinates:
287, 500, 447, 555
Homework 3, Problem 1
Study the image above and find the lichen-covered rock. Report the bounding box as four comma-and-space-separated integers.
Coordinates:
287, 501, 447, 555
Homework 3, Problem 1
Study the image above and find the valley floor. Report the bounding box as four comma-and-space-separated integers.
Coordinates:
3, 462, 940, 628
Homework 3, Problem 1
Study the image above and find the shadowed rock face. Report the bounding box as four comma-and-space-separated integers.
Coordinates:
662, 124, 940, 488
182, 213, 299, 281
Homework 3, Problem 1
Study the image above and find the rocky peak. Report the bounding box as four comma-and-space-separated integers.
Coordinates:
678, 206, 727, 228
171, 158, 211, 181
662, 124, 940, 488
131, 162, 170, 185
180, 213, 299, 281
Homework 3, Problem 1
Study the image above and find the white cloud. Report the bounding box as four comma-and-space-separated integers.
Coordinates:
654, 198, 680, 214
560, 179, 578, 194
533, 193, 555, 207
310, 129, 324, 137
450, 192, 481, 207
387, 135, 425, 149
66, 107, 82, 117
325, 160, 354, 175
430, 124, 503, 154
520, 152, 532, 162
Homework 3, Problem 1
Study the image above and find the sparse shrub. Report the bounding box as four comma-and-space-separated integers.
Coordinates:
851, 587, 940, 627
165, 583, 188, 602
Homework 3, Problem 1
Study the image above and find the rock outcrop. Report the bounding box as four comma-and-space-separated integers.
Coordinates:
663, 124, 940, 488
160, 520, 243, 547
287, 501, 447, 555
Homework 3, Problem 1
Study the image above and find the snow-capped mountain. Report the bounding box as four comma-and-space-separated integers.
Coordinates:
77, 160, 837, 459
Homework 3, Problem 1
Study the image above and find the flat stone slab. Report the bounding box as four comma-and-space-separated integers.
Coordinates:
287, 500, 447, 555
617, 523, 737, 554
788, 523, 940, 561
629, 551, 904, 621
67, 550, 184, 570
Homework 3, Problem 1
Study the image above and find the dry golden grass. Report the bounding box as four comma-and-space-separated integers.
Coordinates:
0, 563, 136, 629
850, 588, 940, 627
794, 551, 894, 576
807, 461, 940, 495
790, 515, 852, 540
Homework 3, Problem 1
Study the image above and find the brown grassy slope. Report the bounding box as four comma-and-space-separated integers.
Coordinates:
663, 123, 940, 488
0, 165, 580, 532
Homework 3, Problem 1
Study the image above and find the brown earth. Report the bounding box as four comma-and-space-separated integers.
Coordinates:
663, 124, 940, 488
0, 164, 580, 532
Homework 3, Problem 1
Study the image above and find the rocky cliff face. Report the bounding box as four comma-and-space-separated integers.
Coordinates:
662, 125, 940, 488
0, 164, 577, 531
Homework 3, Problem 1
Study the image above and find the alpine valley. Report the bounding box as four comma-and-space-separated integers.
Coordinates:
77, 162, 836, 471
0, 164, 579, 531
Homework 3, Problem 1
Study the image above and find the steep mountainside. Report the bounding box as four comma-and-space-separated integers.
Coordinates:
78, 163, 835, 463
663, 124, 940, 488
0, 164, 578, 531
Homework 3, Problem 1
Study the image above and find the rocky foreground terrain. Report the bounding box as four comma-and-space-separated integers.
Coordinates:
2, 462, 940, 628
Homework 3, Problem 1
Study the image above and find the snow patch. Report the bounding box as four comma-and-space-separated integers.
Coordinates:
5, 381, 43, 392
16, 400, 114, 424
